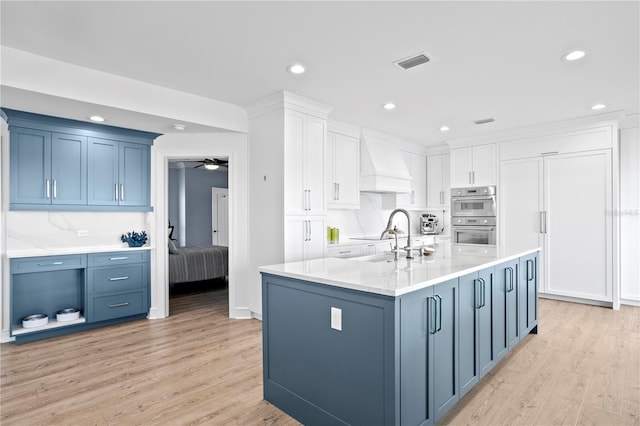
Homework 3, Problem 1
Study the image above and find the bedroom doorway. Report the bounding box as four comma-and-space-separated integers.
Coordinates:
211, 188, 229, 246
167, 159, 229, 309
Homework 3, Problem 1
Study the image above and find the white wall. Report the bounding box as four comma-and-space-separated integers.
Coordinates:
620, 118, 640, 304
151, 133, 251, 320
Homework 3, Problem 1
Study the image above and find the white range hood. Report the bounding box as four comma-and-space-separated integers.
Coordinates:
360, 130, 411, 193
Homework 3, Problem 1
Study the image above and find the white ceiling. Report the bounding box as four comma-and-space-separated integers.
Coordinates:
1, 1, 638, 146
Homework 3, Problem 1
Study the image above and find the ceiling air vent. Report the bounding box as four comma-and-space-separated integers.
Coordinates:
394, 53, 430, 70
474, 118, 495, 125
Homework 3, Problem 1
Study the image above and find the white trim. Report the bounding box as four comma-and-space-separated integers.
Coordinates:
245, 91, 333, 120
446, 111, 626, 149
327, 119, 361, 139
621, 298, 640, 307
620, 113, 640, 129
539, 293, 613, 308
151, 133, 250, 319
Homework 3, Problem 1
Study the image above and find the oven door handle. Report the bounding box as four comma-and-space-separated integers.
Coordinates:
453, 226, 496, 232
452, 196, 496, 203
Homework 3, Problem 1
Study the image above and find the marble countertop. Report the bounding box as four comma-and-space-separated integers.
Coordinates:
6, 245, 154, 258
260, 243, 540, 297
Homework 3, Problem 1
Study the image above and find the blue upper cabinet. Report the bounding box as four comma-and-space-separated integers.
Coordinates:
4, 109, 159, 211
87, 138, 150, 207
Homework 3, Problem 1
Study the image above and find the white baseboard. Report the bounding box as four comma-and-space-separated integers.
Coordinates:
252, 312, 262, 321
621, 298, 640, 307
1, 329, 14, 343
230, 307, 254, 319
539, 293, 613, 308
147, 307, 166, 320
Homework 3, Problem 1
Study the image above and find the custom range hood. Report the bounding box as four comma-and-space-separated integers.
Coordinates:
360, 129, 412, 193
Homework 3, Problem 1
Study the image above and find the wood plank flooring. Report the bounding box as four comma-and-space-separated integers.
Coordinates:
1, 287, 638, 425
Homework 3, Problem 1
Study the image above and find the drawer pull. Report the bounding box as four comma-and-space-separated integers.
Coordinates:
109, 302, 129, 308
109, 256, 129, 261
109, 276, 129, 281
339, 250, 351, 254
39, 261, 63, 266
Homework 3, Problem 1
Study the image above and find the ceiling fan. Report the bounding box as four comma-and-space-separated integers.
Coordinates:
195, 158, 228, 170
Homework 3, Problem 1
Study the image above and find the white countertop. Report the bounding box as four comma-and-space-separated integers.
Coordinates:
260, 243, 540, 297
6, 245, 154, 258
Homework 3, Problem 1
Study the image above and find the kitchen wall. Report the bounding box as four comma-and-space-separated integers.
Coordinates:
325, 192, 450, 241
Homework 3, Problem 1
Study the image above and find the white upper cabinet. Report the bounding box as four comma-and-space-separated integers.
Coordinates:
426, 154, 450, 208
395, 151, 427, 210
327, 131, 360, 209
284, 110, 326, 216
450, 143, 496, 188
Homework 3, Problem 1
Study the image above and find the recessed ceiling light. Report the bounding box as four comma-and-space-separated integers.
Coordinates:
591, 104, 606, 110
563, 50, 586, 61
287, 64, 305, 74
173, 124, 186, 131
382, 102, 396, 110
89, 115, 105, 122
440, 126, 450, 132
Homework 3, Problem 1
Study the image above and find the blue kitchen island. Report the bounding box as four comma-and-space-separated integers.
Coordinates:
260, 244, 540, 426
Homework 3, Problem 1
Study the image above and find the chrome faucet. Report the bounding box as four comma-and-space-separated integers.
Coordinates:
380, 208, 417, 259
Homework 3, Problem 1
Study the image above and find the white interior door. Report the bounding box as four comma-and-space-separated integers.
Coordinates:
212, 188, 229, 246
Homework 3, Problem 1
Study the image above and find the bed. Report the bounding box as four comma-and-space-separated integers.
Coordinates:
168, 242, 228, 284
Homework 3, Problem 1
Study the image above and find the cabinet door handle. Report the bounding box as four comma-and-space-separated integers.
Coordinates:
474, 279, 481, 309
308, 220, 312, 241
339, 250, 351, 254
109, 276, 129, 281
52, 179, 57, 199
526, 259, 535, 282
38, 261, 63, 266
109, 256, 129, 261
120, 184, 124, 201
115, 184, 119, 201
337, 183, 340, 201
506, 267, 514, 292
45, 179, 51, 199
479, 278, 486, 307
543, 211, 547, 234
435, 295, 443, 332
539, 212, 544, 234
440, 191, 444, 205
429, 296, 438, 334
109, 302, 129, 308
411, 190, 415, 204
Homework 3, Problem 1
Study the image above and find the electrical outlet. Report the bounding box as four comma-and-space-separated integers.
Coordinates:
77, 230, 90, 237
331, 307, 342, 331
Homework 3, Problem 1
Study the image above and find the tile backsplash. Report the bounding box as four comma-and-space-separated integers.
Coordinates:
5, 211, 150, 253
326, 193, 450, 240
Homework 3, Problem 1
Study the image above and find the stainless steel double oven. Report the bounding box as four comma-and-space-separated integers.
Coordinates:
451, 186, 497, 245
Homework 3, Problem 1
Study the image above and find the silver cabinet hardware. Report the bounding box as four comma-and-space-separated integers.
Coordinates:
120, 184, 124, 201
52, 180, 57, 199
337, 183, 340, 200
38, 261, 63, 266
506, 267, 515, 292
109, 256, 129, 261
339, 250, 351, 255
45, 179, 51, 199
115, 183, 119, 201
541, 151, 559, 156
109, 276, 129, 281
109, 302, 129, 308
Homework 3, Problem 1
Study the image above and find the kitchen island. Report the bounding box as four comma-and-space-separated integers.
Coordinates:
260, 244, 540, 426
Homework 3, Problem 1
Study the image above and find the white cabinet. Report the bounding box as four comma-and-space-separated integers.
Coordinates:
450, 144, 496, 187
390, 151, 427, 210
284, 110, 326, 216
285, 216, 326, 262
501, 150, 613, 303
426, 154, 450, 207
327, 131, 360, 209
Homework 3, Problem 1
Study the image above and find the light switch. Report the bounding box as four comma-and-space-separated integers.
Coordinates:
331, 307, 342, 331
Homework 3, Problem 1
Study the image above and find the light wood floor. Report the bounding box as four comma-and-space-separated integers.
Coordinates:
1, 288, 638, 425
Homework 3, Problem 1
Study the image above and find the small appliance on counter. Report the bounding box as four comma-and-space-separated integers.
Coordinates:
420, 213, 440, 235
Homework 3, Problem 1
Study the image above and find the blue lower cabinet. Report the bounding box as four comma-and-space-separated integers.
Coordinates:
459, 267, 495, 398
400, 280, 460, 425
519, 253, 539, 337
262, 253, 539, 425
10, 251, 150, 343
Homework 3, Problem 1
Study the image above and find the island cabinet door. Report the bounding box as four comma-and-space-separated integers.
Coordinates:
399, 278, 459, 425
518, 253, 539, 338
496, 259, 519, 351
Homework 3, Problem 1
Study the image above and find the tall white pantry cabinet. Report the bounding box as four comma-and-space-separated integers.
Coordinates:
247, 92, 332, 269
499, 124, 616, 305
